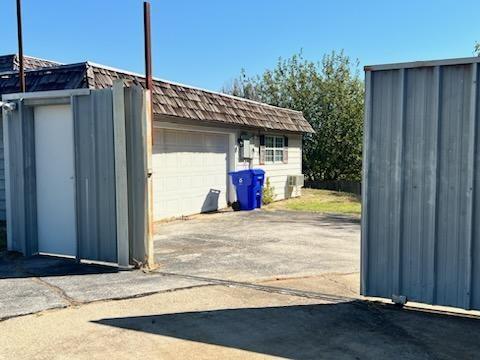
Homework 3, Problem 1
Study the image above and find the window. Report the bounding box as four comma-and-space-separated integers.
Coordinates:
265, 135, 284, 163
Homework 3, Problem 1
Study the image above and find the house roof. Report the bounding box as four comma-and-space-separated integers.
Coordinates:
0, 64, 88, 94
0, 54, 61, 73
0, 55, 314, 133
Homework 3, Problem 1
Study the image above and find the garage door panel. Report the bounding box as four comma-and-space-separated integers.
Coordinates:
153, 129, 228, 220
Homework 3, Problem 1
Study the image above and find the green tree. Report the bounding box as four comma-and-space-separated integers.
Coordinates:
475, 41, 480, 56
222, 51, 364, 181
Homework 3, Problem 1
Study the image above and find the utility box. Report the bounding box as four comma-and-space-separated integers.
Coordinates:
239, 137, 254, 159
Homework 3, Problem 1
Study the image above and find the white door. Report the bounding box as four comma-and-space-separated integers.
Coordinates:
153, 128, 229, 220
35, 105, 77, 257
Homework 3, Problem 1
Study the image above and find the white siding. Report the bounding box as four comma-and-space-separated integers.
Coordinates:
234, 133, 303, 200
151, 120, 305, 221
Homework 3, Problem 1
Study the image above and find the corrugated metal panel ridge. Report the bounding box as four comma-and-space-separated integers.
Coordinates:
363, 60, 480, 311
73, 90, 118, 263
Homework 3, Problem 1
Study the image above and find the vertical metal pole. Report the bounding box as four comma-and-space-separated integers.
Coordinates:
16, 0, 26, 92
144, 1, 153, 101
143, 1, 155, 267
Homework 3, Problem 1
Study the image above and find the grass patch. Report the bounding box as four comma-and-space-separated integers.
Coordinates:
266, 188, 361, 215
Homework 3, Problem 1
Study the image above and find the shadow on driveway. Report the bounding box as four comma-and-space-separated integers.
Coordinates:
94, 301, 480, 359
0, 253, 117, 280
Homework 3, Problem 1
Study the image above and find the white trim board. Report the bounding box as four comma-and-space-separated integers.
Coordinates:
2, 89, 90, 101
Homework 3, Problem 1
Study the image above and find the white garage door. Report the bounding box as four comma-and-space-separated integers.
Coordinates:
153, 128, 229, 220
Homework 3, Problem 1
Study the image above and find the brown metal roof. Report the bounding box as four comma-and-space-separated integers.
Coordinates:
0, 64, 88, 94
0, 55, 313, 133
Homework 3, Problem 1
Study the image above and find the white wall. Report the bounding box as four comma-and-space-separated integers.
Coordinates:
152, 120, 304, 213
234, 133, 303, 200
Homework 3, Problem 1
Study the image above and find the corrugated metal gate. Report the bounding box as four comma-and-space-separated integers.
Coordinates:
362, 57, 480, 310
2, 84, 150, 266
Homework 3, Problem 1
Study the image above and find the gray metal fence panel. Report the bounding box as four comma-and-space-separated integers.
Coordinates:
363, 58, 480, 310
0, 113, 6, 221
124, 86, 148, 264
112, 81, 130, 268
73, 89, 117, 263
4, 101, 36, 255
3, 86, 147, 266
22, 104, 38, 256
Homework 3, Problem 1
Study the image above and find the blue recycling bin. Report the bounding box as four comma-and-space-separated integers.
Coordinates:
229, 169, 265, 210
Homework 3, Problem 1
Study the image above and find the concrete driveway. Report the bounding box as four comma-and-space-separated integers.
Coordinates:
1, 209, 359, 320
2, 284, 480, 360
154, 210, 360, 282
0, 255, 209, 320
2, 210, 480, 359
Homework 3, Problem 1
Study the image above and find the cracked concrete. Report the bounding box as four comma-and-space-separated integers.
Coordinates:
0, 278, 69, 319
0, 255, 210, 320
154, 210, 360, 282
1, 284, 480, 360
1, 210, 480, 359
40, 272, 210, 303
0, 210, 360, 320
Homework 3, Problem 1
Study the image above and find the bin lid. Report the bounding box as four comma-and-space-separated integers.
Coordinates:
229, 170, 253, 186
250, 168, 265, 175
229, 169, 265, 180
228, 169, 253, 177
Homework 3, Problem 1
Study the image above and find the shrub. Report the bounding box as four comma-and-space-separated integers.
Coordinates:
262, 178, 276, 205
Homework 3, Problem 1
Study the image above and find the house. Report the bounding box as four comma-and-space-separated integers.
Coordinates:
0, 54, 313, 222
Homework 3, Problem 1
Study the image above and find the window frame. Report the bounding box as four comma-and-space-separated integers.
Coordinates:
264, 135, 285, 164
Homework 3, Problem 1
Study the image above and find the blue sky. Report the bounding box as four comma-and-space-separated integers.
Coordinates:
1, 0, 479, 91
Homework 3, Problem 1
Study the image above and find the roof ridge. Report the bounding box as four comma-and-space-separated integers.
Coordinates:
13, 54, 64, 65
85, 61, 303, 115
0, 57, 312, 133
0, 54, 302, 115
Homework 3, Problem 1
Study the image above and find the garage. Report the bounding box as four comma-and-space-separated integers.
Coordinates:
153, 128, 230, 220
